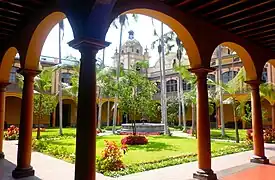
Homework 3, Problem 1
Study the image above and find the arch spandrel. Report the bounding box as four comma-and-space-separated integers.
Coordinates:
0, 47, 18, 83
24, 12, 66, 70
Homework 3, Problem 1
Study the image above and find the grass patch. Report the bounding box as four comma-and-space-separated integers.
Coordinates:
210, 129, 247, 141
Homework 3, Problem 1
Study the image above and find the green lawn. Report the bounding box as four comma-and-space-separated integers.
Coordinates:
210, 128, 247, 141
33, 128, 249, 165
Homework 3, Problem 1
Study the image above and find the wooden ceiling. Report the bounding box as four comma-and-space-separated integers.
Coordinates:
1, 0, 275, 52
166, 0, 275, 51
0, 0, 49, 43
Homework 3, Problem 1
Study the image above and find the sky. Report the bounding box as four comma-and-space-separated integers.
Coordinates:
41, 14, 172, 67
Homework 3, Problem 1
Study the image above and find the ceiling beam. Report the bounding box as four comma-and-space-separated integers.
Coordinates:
236, 22, 275, 35
244, 28, 275, 38
229, 16, 275, 31
203, 1, 246, 17
252, 33, 275, 40
260, 38, 275, 43
0, 27, 14, 32
189, 0, 220, 13
0, 14, 19, 21
213, 1, 273, 21
0, 7, 23, 15
223, 7, 275, 26
175, 0, 194, 8
0, 0, 33, 10
0, 20, 16, 26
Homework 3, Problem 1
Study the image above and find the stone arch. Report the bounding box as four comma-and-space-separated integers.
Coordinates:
0, 47, 18, 83
218, 42, 257, 81
23, 12, 66, 70
268, 59, 275, 68
110, 7, 203, 68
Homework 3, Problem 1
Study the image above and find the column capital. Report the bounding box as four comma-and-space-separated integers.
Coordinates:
188, 67, 215, 77
68, 37, 110, 51
18, 69, 41, 77
245, 80, 263, 89
0, 82, 10, 91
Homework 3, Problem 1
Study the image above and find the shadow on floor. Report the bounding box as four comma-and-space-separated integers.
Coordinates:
0, 158, 42, 180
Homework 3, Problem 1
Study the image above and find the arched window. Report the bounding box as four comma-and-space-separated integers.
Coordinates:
262, 68, 268, 83
182, 79, 191, 91
172, 59, 176, 68
222, 71, 238, 83
207, 74, 215, 89
61, 73, 72, 86
166, 79, 177, 92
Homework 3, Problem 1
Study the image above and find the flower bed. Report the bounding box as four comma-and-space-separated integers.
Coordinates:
121, 135, 148, 145
246, 128, 275, 143
4, 125, 19, 140
120, 132, 160, 136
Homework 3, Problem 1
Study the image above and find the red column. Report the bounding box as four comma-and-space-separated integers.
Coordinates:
189, 67, 217, 180
246, 80, 269, 164
12, 69, 40, 178
69, 38, 109, 180
272, 104, 275, 129
0, 83, 9, 159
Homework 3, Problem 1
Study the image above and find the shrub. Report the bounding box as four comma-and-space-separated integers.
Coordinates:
97, 128, 102, 134
121, 135, 148, 145
96, 140, 127, 173
4, 125, 19, 140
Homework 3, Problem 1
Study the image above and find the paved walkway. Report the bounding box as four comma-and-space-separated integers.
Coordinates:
1, 141, 275, 180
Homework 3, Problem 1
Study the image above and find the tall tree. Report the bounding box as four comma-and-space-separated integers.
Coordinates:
112, 14, 138, 134
209, 67, 247, 143
58, 20, 64, 135
17, 67, 58, 139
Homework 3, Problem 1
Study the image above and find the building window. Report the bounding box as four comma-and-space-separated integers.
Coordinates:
207, 74, 215, 89
9, 67, 18, 83
222, 71, 238, 83
262, 68, 268, 83
136, 49, 139, 54
182, 80, 191, 91
61, 73, 72, 86
167, 80, 177, 92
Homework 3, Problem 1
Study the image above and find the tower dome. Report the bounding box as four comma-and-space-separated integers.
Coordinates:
121, 30, 143, 55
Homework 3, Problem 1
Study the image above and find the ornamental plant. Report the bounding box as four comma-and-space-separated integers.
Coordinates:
4, 125, 19, 140
121, 135, 148, 145
96, 140, 128, 173
246, 128, 275, 143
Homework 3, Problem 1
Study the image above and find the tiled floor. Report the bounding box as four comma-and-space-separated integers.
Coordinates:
1, 140, 275, 180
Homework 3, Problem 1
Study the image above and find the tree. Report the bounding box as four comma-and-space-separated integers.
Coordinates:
208, 67, 247, 143
167, 97, 180, 126
117, 61, 157, 135
17, 67, 58, 139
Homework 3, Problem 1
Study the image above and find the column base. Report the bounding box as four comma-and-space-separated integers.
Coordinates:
250, 155, 269, 164
0, 152, 4, 159
193, 169, 217, 180
12, 166, 35, 179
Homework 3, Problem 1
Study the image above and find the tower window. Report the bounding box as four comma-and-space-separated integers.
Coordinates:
136, 49, 139, 54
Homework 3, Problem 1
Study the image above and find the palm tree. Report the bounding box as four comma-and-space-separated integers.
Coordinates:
58, 20, 64, 135
17, 67, 58, 139
260, 82, 275, 128
112, 14, 138, 134
209, 67, 247, 143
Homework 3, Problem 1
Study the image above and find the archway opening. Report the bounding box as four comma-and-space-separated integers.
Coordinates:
0, 47, 19, 83
5, 96, 22, 128
55, 99, 76, 128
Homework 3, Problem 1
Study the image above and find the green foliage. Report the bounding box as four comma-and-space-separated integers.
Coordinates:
239, 104, 269, 126
96, 141, 127, 173
260, 82, 275, 105
167, 97, 179, 126
117, 62, 158, 121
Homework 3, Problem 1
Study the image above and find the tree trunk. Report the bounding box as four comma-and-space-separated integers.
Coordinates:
217, 45, 225, 136
177, 75, 182, 126
97, 103, 102, 129
37, 95, 42, 139
58, 22, 63, 136
107, 100, 110, 127
233, 101, 240, 143
112, 102, 118, 134
191, 103, 196, 137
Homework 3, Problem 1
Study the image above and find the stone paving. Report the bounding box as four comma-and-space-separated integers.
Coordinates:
1, 140, 275, 180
